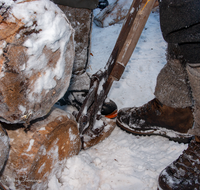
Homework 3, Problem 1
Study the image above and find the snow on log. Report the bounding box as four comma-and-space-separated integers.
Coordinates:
94, 0, 132, 27
0, 0, 75, 124
1, 108, 81, 190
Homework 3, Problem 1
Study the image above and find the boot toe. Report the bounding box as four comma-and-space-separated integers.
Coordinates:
158, 140, 200, 190
117, 107, 132, 124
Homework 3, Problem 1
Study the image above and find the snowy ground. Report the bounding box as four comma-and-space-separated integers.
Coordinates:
48, 4, 188, 190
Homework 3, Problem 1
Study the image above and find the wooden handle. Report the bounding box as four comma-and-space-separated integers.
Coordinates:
109, 0, 156, 81
117, 0, 156, 66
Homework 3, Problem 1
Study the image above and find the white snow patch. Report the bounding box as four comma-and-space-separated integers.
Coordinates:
39, 127, 46, 131
48, 175, 61, 190
27, 139, 34, 152
69, 128, 77, 142
0, 41, 6, 56
19, 105, 26, 115
38, 162, 46, 174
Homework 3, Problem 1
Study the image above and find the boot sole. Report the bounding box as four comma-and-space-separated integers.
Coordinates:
116, 118, 193, 144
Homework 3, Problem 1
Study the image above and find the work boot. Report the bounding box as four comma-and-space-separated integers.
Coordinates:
116, 98, 194, 143
158, 138, 200, 190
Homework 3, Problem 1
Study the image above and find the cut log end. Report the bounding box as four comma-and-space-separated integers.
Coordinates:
1, 108, 81, 190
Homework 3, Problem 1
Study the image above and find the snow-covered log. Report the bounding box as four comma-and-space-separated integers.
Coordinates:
0, 0, 75, 124
1, 108, 81, 190
94, 0, 132, 27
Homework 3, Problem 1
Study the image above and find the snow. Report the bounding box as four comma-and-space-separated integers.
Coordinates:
19, 105, 26, 115
27, 139, 35, 152
69, 128, 77, 142
48, 131, 187, 190
47, 3, 188, 190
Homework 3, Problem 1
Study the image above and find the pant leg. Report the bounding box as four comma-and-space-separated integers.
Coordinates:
186, 63, 200, 136
154, 44, 192, 108
158, 0, 200, 134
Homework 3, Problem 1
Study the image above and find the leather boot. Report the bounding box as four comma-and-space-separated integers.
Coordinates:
116, 98, 194, 143
158, 138, 200, 190
157, 63, 200, 189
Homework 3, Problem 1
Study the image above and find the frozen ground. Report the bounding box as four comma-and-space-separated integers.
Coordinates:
48, 3, 188, 190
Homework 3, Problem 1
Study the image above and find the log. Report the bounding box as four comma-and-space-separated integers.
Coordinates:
94, 0, 132, 27
58, 5, 93, 74
94, 0, 159, 27
0, 108, 81, 190
0, 0, 75, 124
